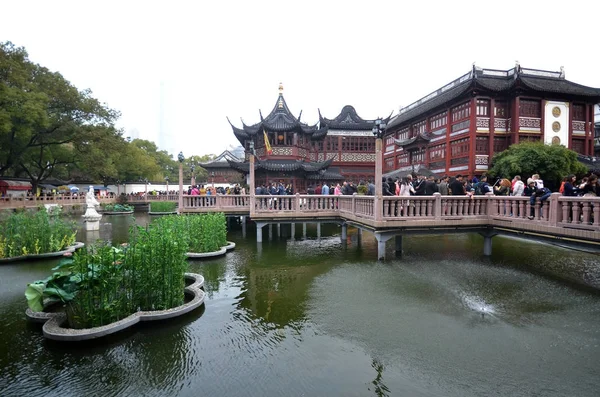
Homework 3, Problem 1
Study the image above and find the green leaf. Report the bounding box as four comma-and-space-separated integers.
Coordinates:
44, 287, 75, 302
25, 283, 45, 312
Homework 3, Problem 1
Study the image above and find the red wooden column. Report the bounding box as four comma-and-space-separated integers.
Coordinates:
568, 101, 574, 150
469, 97, 477, 178
512, 96, 520, 145
585, 103, 591, 155
540, 99, 546, 144
488, 98, 496, 165
445, 107, 452, 175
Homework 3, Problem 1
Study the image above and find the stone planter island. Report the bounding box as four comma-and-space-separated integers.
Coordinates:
26, 273, 205, 341
187, 241, 235, 259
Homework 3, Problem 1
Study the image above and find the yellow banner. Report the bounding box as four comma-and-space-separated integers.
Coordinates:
264, 129, 272, 155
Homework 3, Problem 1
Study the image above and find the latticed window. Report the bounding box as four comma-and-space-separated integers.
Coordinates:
476, 99, 490, 116
413, 120, 426, 136
397, 128, 409, 140
450, 138, 469, 156
572, 104, 585, 121
452, 102, 471, 122
493, 136, 508, 153
429, 144, 446, 159
430, 111, 447, 130
476, 136, 489, 154
519, 100, 541, 117
495, 101, 508, 117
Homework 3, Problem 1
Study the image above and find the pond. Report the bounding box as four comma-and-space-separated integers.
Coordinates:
1, 214, 599, 396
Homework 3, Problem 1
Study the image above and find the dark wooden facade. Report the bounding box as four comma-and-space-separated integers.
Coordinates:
384, 65, 600, 178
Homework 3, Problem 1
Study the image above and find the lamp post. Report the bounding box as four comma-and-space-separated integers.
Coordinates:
178, 151, 184, 212
165, 176, 169, 197
248, 141, 255, 216
372, 118, 386, 221
191, 162, 196, 187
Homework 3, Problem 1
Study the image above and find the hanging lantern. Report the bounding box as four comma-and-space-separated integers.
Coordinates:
278, 134, 284, 141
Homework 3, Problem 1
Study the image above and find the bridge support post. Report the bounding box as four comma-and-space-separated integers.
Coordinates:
291, 223, 295, 239
479, 230, 497, 256
303, 223, 307, 239
357, 229, 362, 245
317, 222, 321, 239
277, 223, 281, 238
256, 222, 266, 243
241, 216, 246, 238
395, 235, 403, 257
374, 232, 395, 261
268, 224, 273, 241
341, 223, 347, 242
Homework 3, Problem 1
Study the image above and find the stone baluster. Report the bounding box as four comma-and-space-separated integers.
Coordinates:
572, 201, 581, 224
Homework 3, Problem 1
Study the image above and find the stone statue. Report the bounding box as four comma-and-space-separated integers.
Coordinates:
83, 186, 102, 231
86, 186, 99, 208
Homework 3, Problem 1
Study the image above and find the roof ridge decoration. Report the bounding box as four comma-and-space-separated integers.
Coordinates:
319, 105, 392, 131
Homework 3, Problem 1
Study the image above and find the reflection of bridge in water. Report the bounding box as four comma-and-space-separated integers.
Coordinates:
3, 193, 599, 259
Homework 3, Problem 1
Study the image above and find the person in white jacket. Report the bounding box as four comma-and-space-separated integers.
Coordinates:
511, 175, 525, 196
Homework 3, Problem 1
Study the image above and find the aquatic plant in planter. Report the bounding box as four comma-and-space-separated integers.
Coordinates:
183, 213, 227, 253
149, 201, 177, 213
26, 219, 195, 331
101, 203, 134, 213
0, 210, 77, 259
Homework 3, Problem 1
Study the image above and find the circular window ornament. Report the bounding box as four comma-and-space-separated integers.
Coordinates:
552, 121, 561, 132
551, 136, 561, 145
552, 106, 561, 118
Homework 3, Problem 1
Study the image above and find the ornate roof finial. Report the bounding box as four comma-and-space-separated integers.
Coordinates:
277, 82, 284, 108
559, 66, 565, 78
278, 82, 283, 95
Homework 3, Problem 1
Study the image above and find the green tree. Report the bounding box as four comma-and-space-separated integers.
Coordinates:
0, 41, 119, 191
489, 142, 587, 189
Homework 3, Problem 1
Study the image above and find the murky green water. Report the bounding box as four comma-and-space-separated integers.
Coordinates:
1, 214, 599, 396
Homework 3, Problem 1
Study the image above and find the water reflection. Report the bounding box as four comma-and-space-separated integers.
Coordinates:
1, 216, 600, 396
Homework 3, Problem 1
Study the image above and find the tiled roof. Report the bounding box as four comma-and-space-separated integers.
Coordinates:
226, 158, 334, 173
387, 66, 600, 130
319, 105, 389, 131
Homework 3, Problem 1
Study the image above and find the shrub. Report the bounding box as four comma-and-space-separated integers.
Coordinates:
0, 210, 77, 258
102, 203, 134, 212
150, 201, 177, 212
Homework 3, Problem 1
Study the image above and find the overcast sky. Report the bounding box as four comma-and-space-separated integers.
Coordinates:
2, 0, 599, 158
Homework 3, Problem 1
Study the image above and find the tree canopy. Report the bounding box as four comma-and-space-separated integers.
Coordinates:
488, 142, 588, 188
0, 41, 213, 188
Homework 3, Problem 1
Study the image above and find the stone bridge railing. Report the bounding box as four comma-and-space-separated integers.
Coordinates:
0, 195, 116, 210
179, 193, 600, 234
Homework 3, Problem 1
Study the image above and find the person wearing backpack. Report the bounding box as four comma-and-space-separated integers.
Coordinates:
476, 176, 492, 195
511, 176, 525, 196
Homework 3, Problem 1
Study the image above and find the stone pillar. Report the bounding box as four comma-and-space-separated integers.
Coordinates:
374, 233, 394, 261
357, 228, 362, 245
341, 223, 348, 242
395, 235, 403, 257
241, 216, 246, 238
291, 223, 295, 239
268, 224, 273, 241
317, 222, 321, 239
483, 235, 493, 256
303, 222, 307, 239
256, 222, 265, 243
277, 223, 281, 238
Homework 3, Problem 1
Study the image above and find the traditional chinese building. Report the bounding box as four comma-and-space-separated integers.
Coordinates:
228, 84, 385, 192
199, 148, 245, 185
383, 64, 600, 178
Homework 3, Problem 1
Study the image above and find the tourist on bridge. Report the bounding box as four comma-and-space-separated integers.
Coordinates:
561, 175, 579, 197
511, 176, 525, 196
424, 176, 439, 196
526, 178, 552, 219
437, 176, 449, 196
449, 175, 466, 196
494, 179, 511, 196
367, 180, 375, 196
